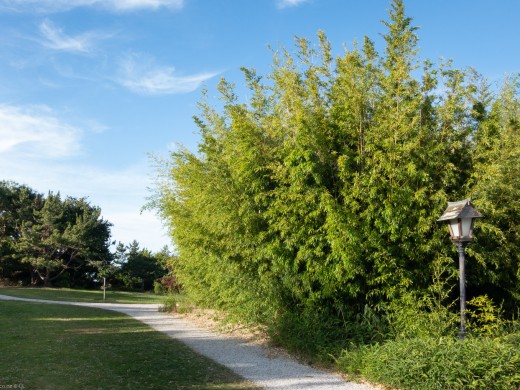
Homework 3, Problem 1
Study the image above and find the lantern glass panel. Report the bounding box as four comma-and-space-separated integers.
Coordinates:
461, 218, 473, 238
449, 219, 461, 239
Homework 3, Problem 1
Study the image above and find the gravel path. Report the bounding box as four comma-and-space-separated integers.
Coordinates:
0, 294, 376, 390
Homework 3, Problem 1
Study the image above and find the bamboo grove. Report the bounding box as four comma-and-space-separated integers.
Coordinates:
152, 0, 520, 346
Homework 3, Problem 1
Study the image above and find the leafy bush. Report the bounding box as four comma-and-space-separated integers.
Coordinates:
150, 0, 520, 387
386, 256, 459, 340
466, 295, 505, 337
159, 292, 178, 313
153, 280, 163, 294
336, 261, 520, 389
337, 335, 520, 390
267, 305, 349, 360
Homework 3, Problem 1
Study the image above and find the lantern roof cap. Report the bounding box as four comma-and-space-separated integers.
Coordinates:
437, 198, 483, 222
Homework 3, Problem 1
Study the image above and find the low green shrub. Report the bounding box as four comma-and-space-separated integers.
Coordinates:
267, 306, 348, 361
335, 258, 520, 389
153, 280, 164, 294
159, 293, 178, 312
265, 303, 390, 364
159, 292, 195, 314
385, 256, 460, 340
466, 294, 505, 337
337, 335, 520, 390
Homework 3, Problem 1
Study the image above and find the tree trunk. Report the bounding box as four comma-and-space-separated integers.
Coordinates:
43, 272, 51, 287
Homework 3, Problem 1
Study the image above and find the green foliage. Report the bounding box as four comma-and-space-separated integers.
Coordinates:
386, 256, 459, 339
154, 279, 163, 294
0, 181, 42, 283
112, 240, 170, 291
336, 251, 520, 389
1, 181, 113, 287
0, 183, 173, 292
468, 74, 520, 308
466, 295, 504, 337
338, 335, 520, 390
159, 292, 178, 312
150, 1, 520, 383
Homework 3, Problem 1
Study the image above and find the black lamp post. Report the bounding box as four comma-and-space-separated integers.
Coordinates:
438, 199, 482, 340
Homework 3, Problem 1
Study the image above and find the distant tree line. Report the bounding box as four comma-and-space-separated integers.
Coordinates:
0, 180, 171, 290
112, 240, 173, 291
150, 0, 520, 347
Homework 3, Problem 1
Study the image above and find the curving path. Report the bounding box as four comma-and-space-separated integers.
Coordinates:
0, 294, 376, 390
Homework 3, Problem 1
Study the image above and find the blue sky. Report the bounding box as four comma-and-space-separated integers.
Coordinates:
0, 0, 519, 252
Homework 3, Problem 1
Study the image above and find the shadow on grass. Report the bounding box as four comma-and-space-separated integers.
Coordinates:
1, 300, 259, 390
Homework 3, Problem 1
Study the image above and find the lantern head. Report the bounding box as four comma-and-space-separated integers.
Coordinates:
438, 199, 482, 242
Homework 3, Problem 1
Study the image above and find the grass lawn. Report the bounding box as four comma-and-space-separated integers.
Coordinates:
0, 287, 166, 304
0, 300, 259, 390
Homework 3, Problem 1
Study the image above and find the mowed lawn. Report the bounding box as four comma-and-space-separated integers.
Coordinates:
0, 287, 166, 303
0, 300, 258, 390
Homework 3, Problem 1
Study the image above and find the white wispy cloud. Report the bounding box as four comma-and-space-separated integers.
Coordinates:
39, 19, 102, 53
0, 104, 168, 250
107, 0, 184, 11
118, 53, 218, 95
276, 0, 309, 9
0, 104, 81, 158
1, 155, 169, 250
0, 0, 184, 12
